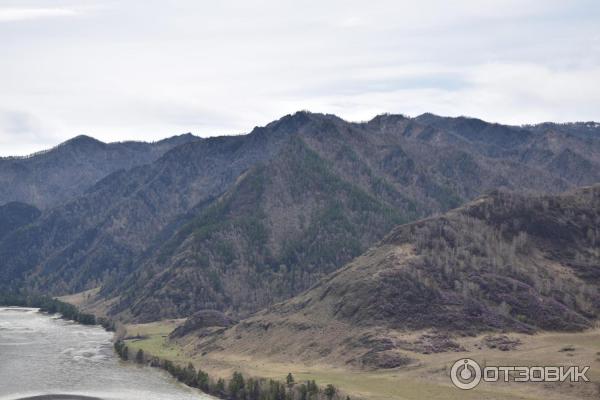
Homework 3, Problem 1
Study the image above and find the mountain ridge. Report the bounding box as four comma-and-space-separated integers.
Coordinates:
1, 111, 599, 324
0, 133, 200, 209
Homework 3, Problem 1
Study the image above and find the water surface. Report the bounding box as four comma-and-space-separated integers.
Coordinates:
0, 307, 209, 400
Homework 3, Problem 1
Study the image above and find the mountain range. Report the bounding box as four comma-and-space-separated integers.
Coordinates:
0, 133, 199, 209
1, 111, 599, 325
181, 185, 599, 369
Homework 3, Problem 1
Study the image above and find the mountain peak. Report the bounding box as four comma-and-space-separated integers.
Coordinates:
63, 134, 105, 147
273, 110, 328, 127
249, 110, 341, 138
365, 113, 408, 125
155, 132, 200, 146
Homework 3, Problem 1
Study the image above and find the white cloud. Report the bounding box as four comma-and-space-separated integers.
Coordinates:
0, 7, 78, 22
0, 0, 598, 155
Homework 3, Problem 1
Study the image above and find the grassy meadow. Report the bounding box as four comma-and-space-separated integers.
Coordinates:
122, 319, 600, 400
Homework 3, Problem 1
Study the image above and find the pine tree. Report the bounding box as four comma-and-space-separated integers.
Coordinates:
197, 369, 210, 392
298, 383, 308, 400
324, 384, 337, 400
184, 363, 197, 387
229, 371, 245, 399
307, 380, 318, 398
135, 349, 144, 363
215, 378, 226, 397
286, 372, 295, 387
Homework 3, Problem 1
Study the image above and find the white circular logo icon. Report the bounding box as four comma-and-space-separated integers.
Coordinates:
450, 358, 482, 389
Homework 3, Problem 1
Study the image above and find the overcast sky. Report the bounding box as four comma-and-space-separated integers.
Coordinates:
1, 0, 599, 155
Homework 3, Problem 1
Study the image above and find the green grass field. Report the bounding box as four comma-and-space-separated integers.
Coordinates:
122, 320, 600, 400
124, 319, 190, 363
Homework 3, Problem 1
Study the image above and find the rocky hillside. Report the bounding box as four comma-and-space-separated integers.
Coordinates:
179, 186, 600, 368
0, 133, 198, 209
1, 112, 599, 322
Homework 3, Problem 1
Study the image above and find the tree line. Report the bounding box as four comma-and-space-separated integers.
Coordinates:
0, 293, 114, 331
1, 293, 351, 400
114, 340, 348, 400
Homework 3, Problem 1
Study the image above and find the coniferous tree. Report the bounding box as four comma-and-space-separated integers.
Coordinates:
286, 373, 295, 387
324, 384, 337, 400
135, 349, 145, 364
197, 369, 210, 392
297, 383, 308, 400
307, 380, 318, 399
246, 377, 260, 400
228, 371, 245, 399
183, 363, 197, 387
215, 378, 226, 397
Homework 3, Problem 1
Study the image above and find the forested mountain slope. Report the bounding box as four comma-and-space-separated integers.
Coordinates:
1, 112, 598, 322
181, 185, 600, 367
0, 202, 40, 241
0, 133, 198, 209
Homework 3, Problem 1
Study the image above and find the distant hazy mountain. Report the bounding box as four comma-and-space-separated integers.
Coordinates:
0, 133, 199, 209
183, 185, 600, 368
0, 112, 598, 322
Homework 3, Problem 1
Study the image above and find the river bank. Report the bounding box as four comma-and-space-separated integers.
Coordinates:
0, 307, 209, 400
0, 294, 112, 329
1, 296, 344, 400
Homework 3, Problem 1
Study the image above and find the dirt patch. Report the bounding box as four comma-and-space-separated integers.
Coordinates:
482, 334, 522, 351
358, 350, 414, 369
397, 331, 465, 354
170, 309, 236, 338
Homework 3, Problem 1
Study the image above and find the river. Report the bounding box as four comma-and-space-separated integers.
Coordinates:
0, 307, 210, 400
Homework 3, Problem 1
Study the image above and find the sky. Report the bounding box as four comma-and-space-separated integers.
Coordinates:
0, 0, 599, 156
